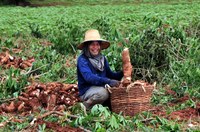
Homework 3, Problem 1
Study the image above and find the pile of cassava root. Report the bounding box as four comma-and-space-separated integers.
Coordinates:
0, 51, 34, 69
0, 82, 80, 113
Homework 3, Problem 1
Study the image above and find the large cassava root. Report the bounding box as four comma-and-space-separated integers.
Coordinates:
122, 48, 133, 86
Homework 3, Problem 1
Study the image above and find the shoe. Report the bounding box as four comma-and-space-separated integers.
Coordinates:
83, 101, 91, 110
83, 98, 94, 110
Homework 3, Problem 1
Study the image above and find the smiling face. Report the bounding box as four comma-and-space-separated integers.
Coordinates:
88, 41, 101, 56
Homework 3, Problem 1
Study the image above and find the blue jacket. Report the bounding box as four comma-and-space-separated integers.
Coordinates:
77, 54, 123, 96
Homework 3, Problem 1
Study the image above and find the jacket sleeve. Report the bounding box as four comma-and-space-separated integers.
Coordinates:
78, 57, 111, 86
105, 58, 123, 80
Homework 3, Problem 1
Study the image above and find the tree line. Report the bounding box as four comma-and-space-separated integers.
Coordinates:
0, 0, 31, 6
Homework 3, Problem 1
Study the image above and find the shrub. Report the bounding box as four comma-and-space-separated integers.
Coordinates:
48, 18, 84, 55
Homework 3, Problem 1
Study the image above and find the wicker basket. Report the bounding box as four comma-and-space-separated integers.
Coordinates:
110, 82, 154, 116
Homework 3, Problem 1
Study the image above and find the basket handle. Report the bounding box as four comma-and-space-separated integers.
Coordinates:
126, 82, 146, 93
126, 81, 156, 92
105, 84, 112, 93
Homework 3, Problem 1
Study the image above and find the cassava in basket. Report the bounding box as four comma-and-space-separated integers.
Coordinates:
110, 81, 155, 116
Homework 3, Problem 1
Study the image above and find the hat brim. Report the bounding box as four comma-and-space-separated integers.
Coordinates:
77, 39, 110, 50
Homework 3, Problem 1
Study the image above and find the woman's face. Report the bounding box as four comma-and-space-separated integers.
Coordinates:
89, 41, 101, 56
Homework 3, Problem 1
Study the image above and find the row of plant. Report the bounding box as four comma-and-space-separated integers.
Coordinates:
0, 2, 199, 36
0, 2, 199, 131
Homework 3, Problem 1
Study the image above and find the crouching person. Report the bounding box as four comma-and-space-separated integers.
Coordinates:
77, 29, 123, 110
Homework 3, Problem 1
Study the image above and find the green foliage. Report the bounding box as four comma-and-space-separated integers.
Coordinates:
128, 16, 170, 82
38, 124, 46, 132
151, 92, 174, 105
128, 15, 200, 87
48, 18, 84, 55
165, 37, 200, 97
28, 23, 43, 38
91, 16, 113, 37
155, 116, 181, 131
2, 38, 14, 48
171, 85, 188, 98
0, 67, 28, 98
73, 104, 134, 131
186, 18, 200, 39
176, 98, 196, 110
103, 28, 127, 71
0, 115, 29, 131
25, 43, 76, 83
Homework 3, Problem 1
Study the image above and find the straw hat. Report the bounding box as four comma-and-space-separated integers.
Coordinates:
77, 29, 110, 50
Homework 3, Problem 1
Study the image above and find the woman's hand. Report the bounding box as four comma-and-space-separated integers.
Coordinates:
109, 79, 120, 87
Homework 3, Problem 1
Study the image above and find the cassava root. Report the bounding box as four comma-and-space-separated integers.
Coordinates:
122, 48, 133, 86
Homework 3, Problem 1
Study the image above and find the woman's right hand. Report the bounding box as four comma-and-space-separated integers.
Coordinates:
109, 79, 120, 87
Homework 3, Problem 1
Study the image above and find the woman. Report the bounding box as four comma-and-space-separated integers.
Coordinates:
77, 29, 123, 109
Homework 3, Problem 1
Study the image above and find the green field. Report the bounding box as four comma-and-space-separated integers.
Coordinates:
0, 1, 200, 131
1, 2, 200, 35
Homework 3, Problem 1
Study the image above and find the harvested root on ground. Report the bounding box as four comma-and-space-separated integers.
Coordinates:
0, 82, 80, 113
0, 51, 34, 69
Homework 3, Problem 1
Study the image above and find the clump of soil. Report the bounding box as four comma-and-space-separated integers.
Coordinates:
169, 106, 199, 120
151, 98, 200, 121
